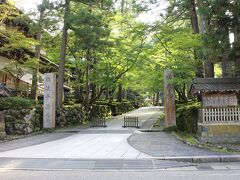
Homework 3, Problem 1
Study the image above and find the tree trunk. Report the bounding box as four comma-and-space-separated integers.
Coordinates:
221, 26, 231, 78
109, 87, 116, 103
204, 59, 214, 77
123, 89, 127, 100
56, 0, 70, 109
117, 84, 123, 102
221, 50, 230, 77
90, 84, 96, 104
30, 0, 46, 100
30, 32, 42, 100
190, 0, 204, 78
234, 1, 240, 76
74, 69, 84, 103
235, 27, 240, 76
190, 0, 199, 34
197, 0, 214, 78
105, 87, 109, 100
15, 78, 20, 96
121, 0, 125, 14
155, 91, 160, 106
85, 63, 90, 106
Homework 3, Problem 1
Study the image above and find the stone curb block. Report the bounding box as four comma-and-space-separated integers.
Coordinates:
192, 156, 220, 163
155, 155, 240, 163
220, 155, 240, 162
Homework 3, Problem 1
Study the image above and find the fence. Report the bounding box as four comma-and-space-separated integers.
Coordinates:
199, 107, 240, 123
91, 117, 107, 127
123, 116, 139, 128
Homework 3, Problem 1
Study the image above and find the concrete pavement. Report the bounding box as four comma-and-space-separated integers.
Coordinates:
0, 106, 238, 167
128, 131, 227, 157
0, 107, 161, 159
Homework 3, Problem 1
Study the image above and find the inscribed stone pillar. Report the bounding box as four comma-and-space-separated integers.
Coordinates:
0, 111, 6, 139
164, 69, 176, 127
43, 73, 56, 128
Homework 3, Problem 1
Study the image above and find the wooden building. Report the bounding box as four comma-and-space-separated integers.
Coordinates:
190, 78, 240, 143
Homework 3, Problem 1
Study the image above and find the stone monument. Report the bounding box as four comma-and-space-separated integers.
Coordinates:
164, 69, 176, 127
43, 73, 56, 128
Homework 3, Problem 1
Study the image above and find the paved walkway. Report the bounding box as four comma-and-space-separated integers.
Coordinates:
0, 106, 230, 160
0, 107, 161, 159
128, 132, 227, 157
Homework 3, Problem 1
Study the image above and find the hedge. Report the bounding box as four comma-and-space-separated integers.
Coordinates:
95, 100, 135, 116
176, 101, 201, 133
0, 97, 35, 111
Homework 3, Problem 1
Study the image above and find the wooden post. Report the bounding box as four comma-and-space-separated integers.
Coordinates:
0, 111, 6, 139
164, 69, 176, 127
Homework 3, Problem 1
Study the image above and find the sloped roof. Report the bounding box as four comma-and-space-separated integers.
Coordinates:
190, 78, 240, 95
0, 83, 14, 96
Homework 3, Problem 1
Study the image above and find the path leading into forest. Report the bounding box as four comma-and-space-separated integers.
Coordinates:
0, 106, 229, 160
0, 107, 160, 159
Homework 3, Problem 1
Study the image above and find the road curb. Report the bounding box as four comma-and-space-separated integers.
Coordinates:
154, 155, 240, 163
138, 129, 163, 132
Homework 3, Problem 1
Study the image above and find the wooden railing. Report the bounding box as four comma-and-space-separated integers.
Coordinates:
122, 116, 139, 128
199, 107, 240, 123
91, 117, 107, 127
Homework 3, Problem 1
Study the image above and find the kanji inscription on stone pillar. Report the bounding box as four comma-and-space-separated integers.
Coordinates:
164, 69, 176, 127
43, 73, 56, 128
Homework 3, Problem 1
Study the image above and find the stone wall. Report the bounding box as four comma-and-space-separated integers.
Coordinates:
4, 109, 41, 135
197, 123, 240, 143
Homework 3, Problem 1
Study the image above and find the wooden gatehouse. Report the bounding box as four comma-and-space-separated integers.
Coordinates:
190, 78, 240, 143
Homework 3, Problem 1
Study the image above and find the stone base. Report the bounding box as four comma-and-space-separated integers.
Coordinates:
197, 123, 240, 143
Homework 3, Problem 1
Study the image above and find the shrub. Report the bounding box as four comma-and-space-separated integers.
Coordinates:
57, 105, 87, 126
95, 101, 135, 116
176, 101, 201, 133
110, 101, 134, 116
90, 104, 111, 118
0, 97, 35, 111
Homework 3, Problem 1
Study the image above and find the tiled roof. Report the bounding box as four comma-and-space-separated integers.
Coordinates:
0, 83, 14, 96
190, 78, 240, 95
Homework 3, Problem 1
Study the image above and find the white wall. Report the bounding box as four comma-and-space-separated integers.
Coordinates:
0, 56, 44, 87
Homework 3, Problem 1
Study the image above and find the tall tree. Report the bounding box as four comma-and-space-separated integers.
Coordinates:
30, 0, 47, 100
56, 0, 70, 109
197, 0, 214, 77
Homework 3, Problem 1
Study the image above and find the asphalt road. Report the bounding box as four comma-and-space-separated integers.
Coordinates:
1, 168, 240, 180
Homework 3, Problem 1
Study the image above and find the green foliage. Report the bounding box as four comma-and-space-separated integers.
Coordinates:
56, 105, 87, 126
63, 105, 87, 125
91, 104, 111, 118
176, 101, 201, 133
0, 97, 35, 111
109, 101, 135, 116
95, 100, 135, 116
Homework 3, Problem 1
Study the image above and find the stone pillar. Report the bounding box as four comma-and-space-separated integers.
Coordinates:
164, 69, 176, 127
43, 73, 56, 128
0, 111, 6, 139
